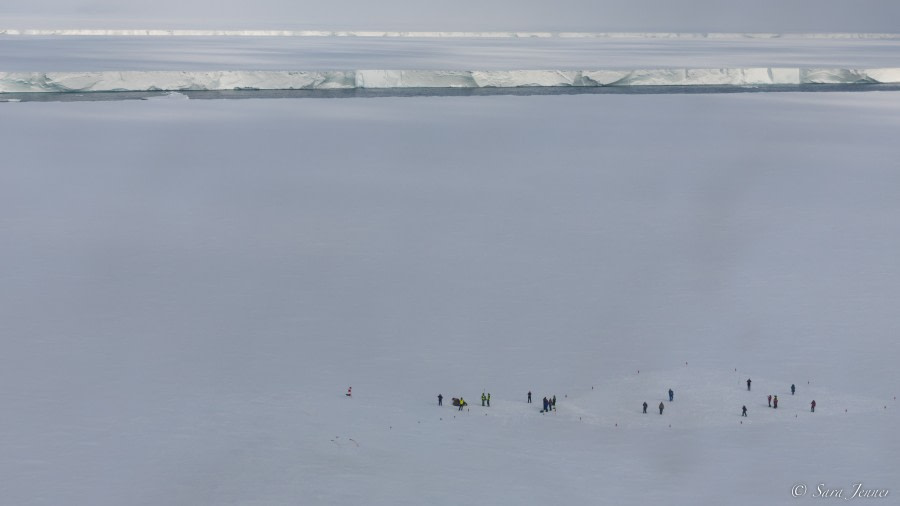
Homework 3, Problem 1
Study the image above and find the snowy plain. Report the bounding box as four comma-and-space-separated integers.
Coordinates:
3, 34, 900, 71
2, 35, 900, 506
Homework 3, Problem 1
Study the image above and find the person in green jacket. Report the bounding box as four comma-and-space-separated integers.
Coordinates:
481, 393, 487, 406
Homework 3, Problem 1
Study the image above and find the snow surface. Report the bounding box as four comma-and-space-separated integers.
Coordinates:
5, 35, 900, 73
2, 68, 899, 92
2, 90, 899, 505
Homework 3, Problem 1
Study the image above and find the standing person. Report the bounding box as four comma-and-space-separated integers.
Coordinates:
487, 393, 491, 407
747, 378, 752, 391
528, 391, 532, 403
669, 389, 674, 402
659, 402, 664, 415
791, 384, 796, 395
643, 401, 648, 414
768, 395, 772, 407
811, 400, 816, 413
742, 405, 748, 417
438, 394, 443, 406
552, 395, 556, 411
481, 393, 486, 407
542, 397, 549, 413
773, 395, 778, 409
459, 397, 466, 411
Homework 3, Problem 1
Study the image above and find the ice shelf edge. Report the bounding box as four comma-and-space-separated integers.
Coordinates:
2, 68, 899, 93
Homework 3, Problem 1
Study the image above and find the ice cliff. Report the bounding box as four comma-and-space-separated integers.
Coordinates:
1, 68, 898, 93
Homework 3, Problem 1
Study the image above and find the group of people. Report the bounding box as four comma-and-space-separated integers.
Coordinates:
643, 382, 819, 418
435, 381, 820, 417
437, 394, 469, 411
437, 391, 558, 412
640, 389, 674, 415
440, 395, 468, 410
638, 388, 675, 415
764, 384, 798, 408
436, 394, 490, 411
541, 395, 557, 413
744, 380, 817, 416
642, 401, 666, 414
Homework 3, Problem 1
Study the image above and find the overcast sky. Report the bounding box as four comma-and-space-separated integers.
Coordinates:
2, 0, 900, 32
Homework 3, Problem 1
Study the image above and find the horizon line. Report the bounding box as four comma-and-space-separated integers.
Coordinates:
2, 29, 900, 39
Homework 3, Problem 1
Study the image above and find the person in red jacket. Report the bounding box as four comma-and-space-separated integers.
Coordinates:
811, 400, 816, 412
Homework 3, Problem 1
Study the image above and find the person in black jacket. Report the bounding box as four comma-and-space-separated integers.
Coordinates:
438, 394, 443, 406
659, 402, 665, 415
643, 401, 648, 414
528, 391, 532, 403
742, 405, 748, 417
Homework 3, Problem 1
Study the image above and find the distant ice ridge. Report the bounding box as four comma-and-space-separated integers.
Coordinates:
2, 29, 900, 39
2, 68, 899, 93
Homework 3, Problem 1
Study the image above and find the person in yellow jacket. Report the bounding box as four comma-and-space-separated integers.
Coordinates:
482, 393, 486, 406
459, 397, 466, 411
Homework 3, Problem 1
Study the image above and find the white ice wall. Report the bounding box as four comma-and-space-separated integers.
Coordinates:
2, 68, 898, 93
